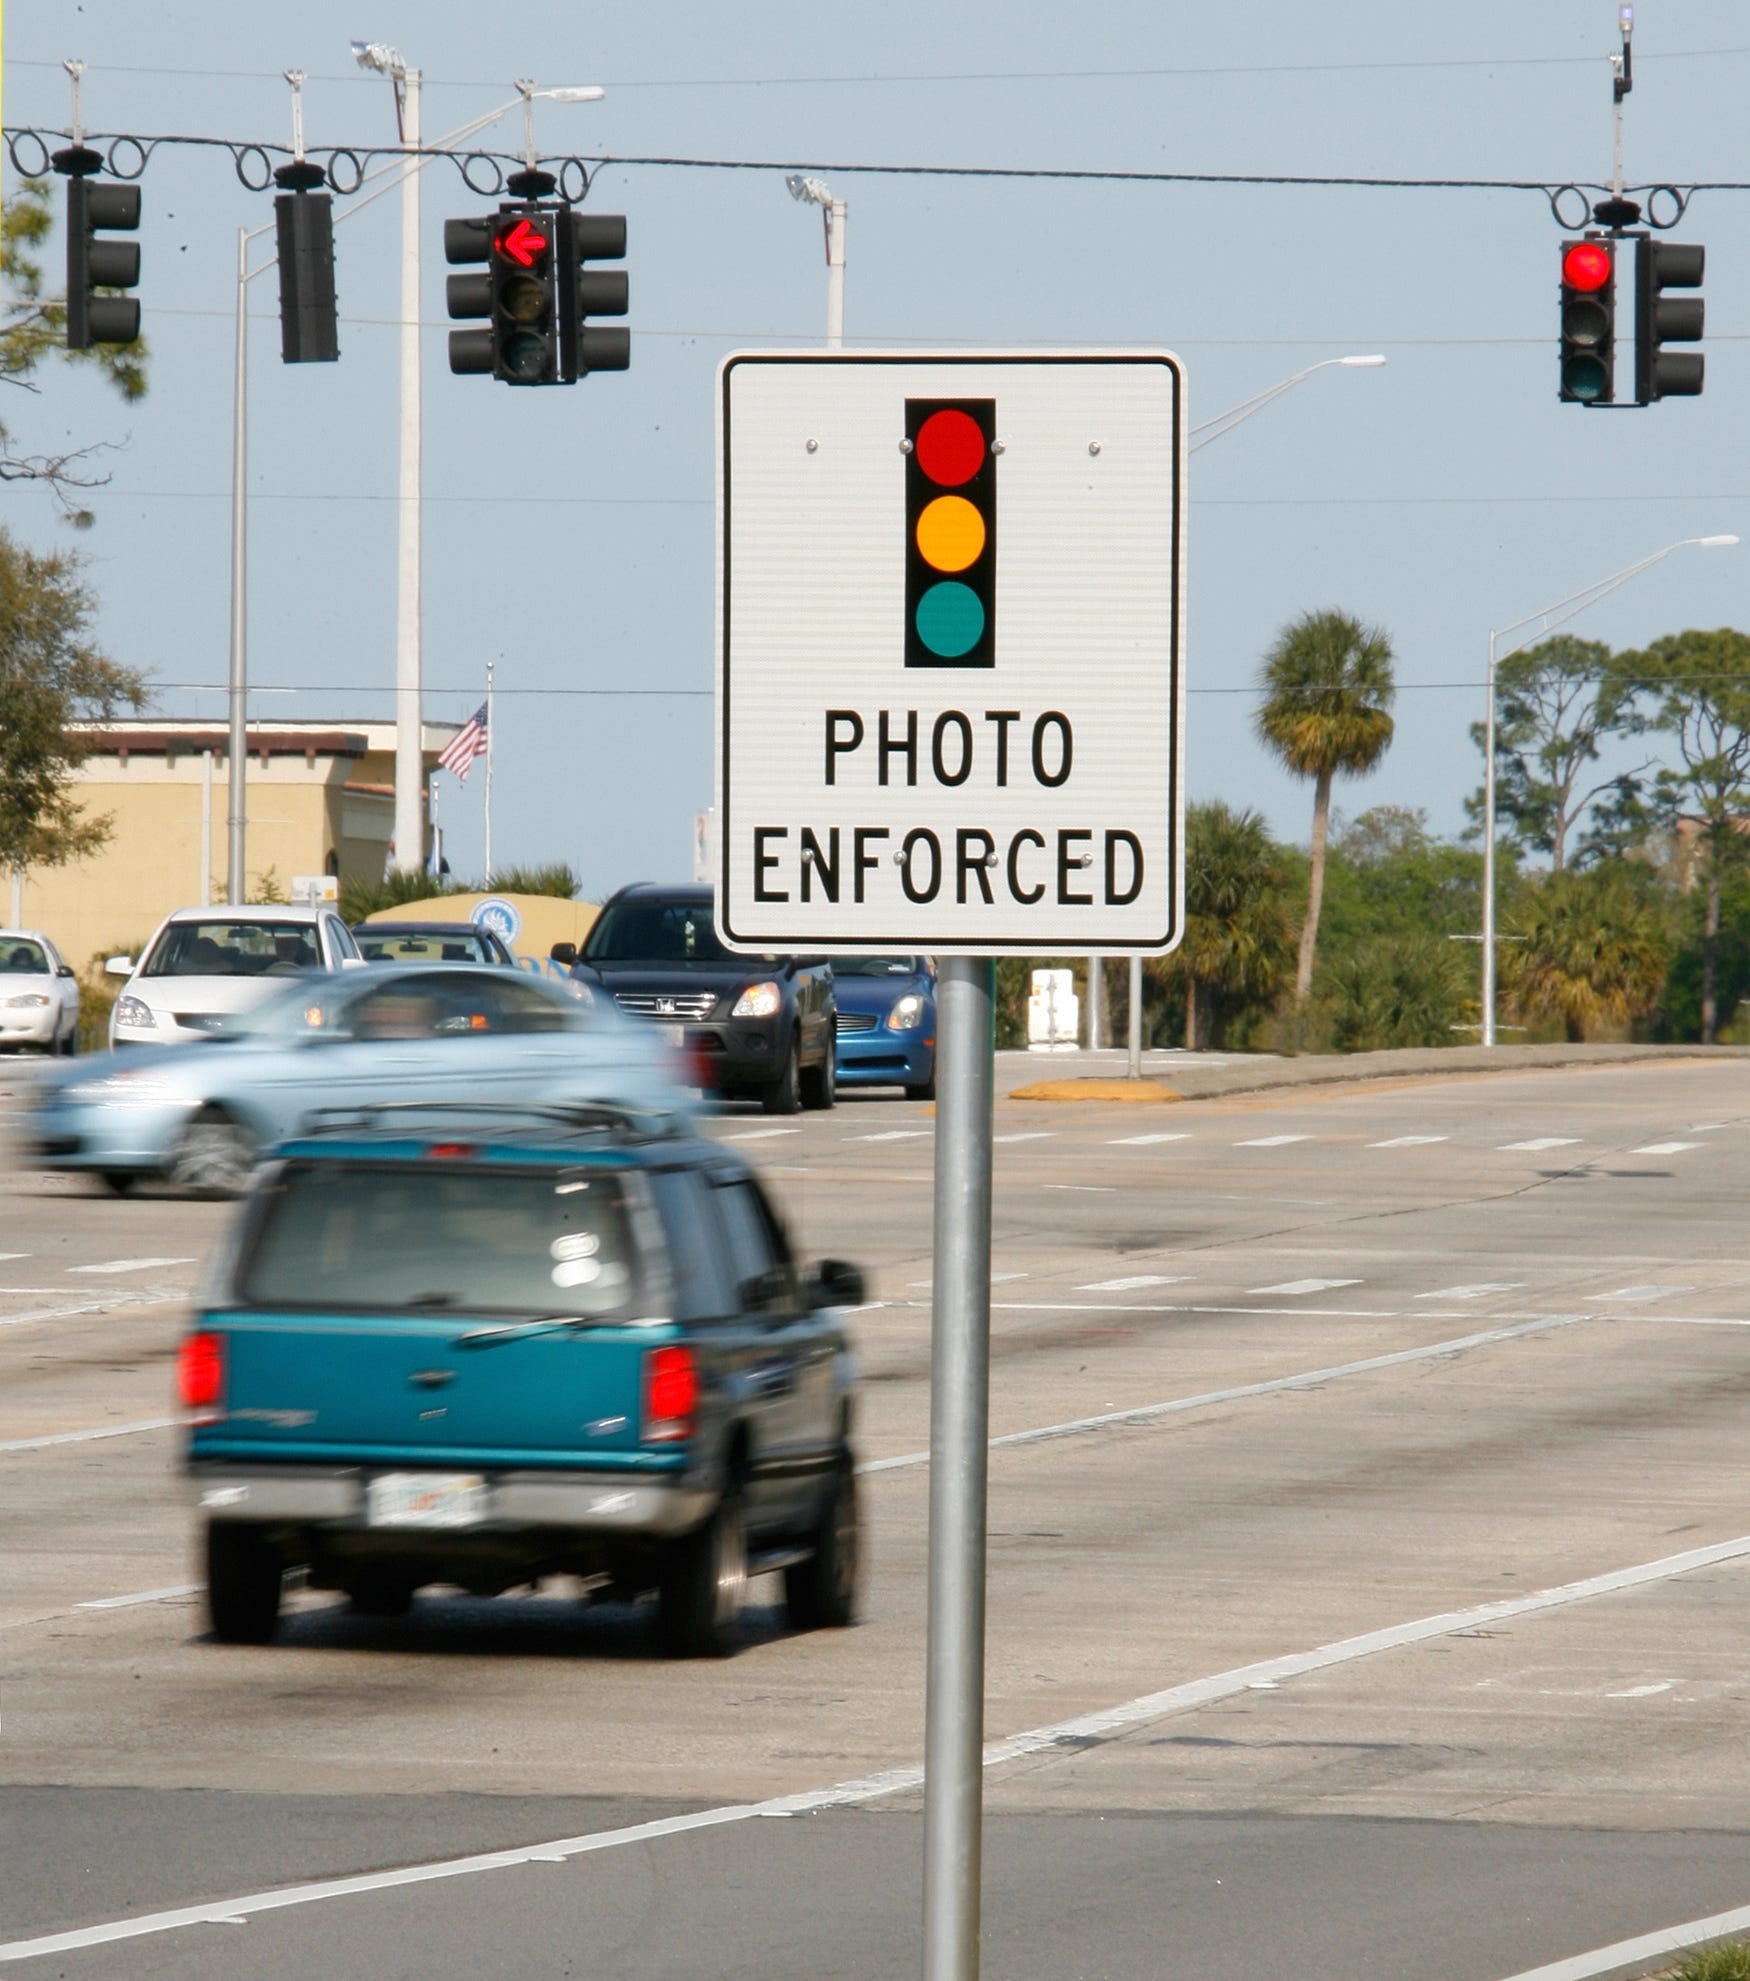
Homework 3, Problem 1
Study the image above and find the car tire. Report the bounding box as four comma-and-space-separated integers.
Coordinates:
657, 1489, 747, 1658
785, 1456, 860, 1632
169, 1108, 256, 1199
761, 1036, 803, 1116
59, 1026, 78, 1057
903, 1068, 937, 1102
206, 1521, 283, 1645
801, 1030, 836, 1111
99, 1172, 136, 1196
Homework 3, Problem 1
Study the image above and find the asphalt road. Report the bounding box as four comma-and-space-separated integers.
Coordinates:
3, 1052, 1749, 1979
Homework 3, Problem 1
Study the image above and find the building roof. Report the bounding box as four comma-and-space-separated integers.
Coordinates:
68, 718, 462, 759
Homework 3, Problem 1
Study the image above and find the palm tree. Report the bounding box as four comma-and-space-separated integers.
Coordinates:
1159, 801, 1294, 1048
1254, 608, 1397, 1002
1501, 867, 1671, 1042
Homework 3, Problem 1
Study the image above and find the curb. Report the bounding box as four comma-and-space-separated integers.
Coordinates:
1008, 1079, 1184, 1104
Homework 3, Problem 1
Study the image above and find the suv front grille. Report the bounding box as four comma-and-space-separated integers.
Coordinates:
614, 991, 719, 1021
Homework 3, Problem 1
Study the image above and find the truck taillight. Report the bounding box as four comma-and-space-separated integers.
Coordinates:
177, 1330, 226, 1421
642, 1345, 697, 1443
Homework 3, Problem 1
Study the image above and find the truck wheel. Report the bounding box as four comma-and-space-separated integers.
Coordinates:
801, 1035, 836, 1111
785, 1457, 860, 1631
206, 1522, 283, 1645
170, 1108, 256, 1198
658, 1489, 747, 1658
760, 1037, 803, 1116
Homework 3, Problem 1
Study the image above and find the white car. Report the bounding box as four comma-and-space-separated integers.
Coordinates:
108, 905, 366, 1048
0, 930, 81, 1056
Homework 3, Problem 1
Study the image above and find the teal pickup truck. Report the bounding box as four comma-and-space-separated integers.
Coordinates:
178, 1104, 864, 1657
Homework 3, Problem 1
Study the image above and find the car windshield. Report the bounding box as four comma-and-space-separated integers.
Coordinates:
356, 929, 498, 965
0, 938, 48, 974
585, 899, 739, 965
142, 919, 320, 979
240, 1160, 640, 1318
229, 970, 583, 1041
832, 956, 925, 977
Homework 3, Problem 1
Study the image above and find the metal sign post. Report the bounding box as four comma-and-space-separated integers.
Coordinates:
715, 350, 1185, 1981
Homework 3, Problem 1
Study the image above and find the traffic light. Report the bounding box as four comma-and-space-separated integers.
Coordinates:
52, 147, 141, 350
1635, 238, 1705, 403
445, 216, 494, 375
558, 210, 630, 380
272, 163, 338, 364
1558, 237, 1615, 404
905, 399, 996, 668
488, 211, 558, 385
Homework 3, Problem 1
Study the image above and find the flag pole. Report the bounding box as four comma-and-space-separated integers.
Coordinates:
484, 658, 495, 886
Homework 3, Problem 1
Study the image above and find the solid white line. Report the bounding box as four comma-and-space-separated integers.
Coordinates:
13, 1517, 1744, 1968
1076, 1274, 1187, 1292
860, 1316, 1579, 1474
1631, 1141, 1700, 1155
0, 1417, 177, 1454
720, 1128, 801, 1141
1489, 1902, 1750, 1981
65, 1257, 195, 1276
1249, 1277, 1362, 1295
1107, 1132, 1192, 1145
850, 1130, 931, 1142
1368, 1135, 1449, 1148
0, 1290, 186, 1331
1417, 1283, 1523, 1302
1236, 1134, 1313, 1147
76, 1583, 201, 1611
1501, 1137, 1581, 1151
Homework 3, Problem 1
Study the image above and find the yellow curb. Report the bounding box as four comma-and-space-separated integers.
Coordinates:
1007, 1079, 1183, 1104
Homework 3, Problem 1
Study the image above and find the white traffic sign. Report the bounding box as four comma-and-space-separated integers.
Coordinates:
715, 351, 1185, 954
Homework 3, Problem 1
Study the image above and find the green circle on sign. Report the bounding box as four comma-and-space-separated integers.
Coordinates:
916, 581, 985, 658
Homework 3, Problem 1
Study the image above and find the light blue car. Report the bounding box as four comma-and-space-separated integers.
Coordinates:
27, 964, 685, 1197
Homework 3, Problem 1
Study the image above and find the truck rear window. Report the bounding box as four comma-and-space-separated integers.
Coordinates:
240, 1162, 640, 1318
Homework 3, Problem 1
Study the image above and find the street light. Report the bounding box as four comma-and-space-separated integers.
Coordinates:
1477, 532, 1738, 1046
786, 173, 846, 349
1118, 353, 1388, 1072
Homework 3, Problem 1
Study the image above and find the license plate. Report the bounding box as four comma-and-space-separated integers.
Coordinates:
366, 1471, 488, 1529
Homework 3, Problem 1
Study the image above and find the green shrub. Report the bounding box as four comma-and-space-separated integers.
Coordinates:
1665, 1940, 1750, 1980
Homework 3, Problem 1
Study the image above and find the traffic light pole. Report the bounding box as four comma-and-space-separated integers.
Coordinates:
393, 66, 424, 877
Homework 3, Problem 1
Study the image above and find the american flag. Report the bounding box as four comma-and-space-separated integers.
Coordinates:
439, 703, 488, 783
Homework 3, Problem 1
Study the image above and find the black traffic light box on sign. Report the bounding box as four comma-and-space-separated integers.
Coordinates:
904, 399, 996, 668
1558, 237, 1615, 404
273, 162, 339, 364
1635, 238, 1705, 403
52, 146, 141, 350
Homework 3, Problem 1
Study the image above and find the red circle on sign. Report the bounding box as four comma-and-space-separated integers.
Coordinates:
915, 409, 986, 486
1562, 241, 1611, 293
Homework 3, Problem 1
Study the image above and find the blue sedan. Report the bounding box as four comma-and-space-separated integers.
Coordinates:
831, 956, 936, 1100
27, 965, 684, 1196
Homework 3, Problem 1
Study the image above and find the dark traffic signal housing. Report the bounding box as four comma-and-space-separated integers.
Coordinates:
272, 161, 339, 364
905, 399, 997, 669
1635, 238, 1705, 402
1558, 237, 1615, 404
447, 204, 628, 384
52, 146, 141, 350
559, 209, 630, 378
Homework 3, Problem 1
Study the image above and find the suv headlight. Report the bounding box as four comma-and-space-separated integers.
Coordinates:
114, 995, 156, 1029
3, 993, 50, 1009
886, 993, 927, 1031
731, 981, 782, 1019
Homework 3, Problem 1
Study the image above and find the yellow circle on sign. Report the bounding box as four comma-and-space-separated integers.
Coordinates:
916, 495, 986, 573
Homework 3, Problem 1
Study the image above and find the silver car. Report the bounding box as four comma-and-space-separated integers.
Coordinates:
28, 964, 684, 1196
0, 930, 81, 1056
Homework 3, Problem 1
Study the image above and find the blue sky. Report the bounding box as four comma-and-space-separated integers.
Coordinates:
5, 0, 1747, 896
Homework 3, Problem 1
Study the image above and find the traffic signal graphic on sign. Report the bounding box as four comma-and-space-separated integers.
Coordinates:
905, 399, 996, 667
1558, 237, 1615, 404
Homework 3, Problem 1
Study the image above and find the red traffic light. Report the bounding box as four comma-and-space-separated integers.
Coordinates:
1562, 241, 1612, 293
492, 216, 549, 269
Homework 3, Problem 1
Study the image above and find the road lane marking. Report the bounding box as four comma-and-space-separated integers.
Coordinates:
1107, 1132, 1192, 1145
1368, 1136, 1449, 1148
1491, 1901, 1750, 1981
1236, 1134, 1313, 1147
1417, 1283, 1523, 1302
1249, 1277, 1362, 1295
65, 1257, 195, 1276
1631, 1141, 1701, 1155
1042, 1183, 1117, 1193
0, 1253, 28, 1263
1501, 1137, 1581, 1151
720, 1128, 801, 1141
993, 1132, 1055, 1143
0, 1290, 186, 1330
76, 1584, 201, 1611
1076, 1274, 1188, 1292
850, 1130, 932, 1142
861, 1316, 1580, 1473
907, 1273, 1028, 1289
1688, 1122, 1731, 1131
0, 1417, 178, 1454
1597, 1284, 1693, 1302
17, 1509, 1744, 1968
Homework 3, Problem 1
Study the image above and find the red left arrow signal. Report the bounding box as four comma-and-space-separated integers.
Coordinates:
494, 216, 548, 268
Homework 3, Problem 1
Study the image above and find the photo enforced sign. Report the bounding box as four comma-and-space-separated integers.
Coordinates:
715, 352, 1185, 955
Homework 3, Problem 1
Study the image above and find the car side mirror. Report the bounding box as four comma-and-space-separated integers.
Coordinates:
549, 942, 577, 968
338, 955, 369, 971
57, 964, 75, 979
808, 1258, 865, 1310
740, 1265, 788, 1314
105, 955, 134, 978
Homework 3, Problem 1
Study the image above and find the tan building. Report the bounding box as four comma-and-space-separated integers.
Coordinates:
10, 719, 458, 972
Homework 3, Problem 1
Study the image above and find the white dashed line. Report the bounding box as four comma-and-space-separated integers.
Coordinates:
721, 1128, 802, 1141
65, 1257, 196, 1276
1501, 1137, 1581, 1151
1236, 1134, 1313, 1147
0, 1416, 178, 1454
1631, 1141, 1701, 1156
1597, 1284, 1693, 1302
1417, 1283, 1523, 1302
1076, 1274, 1189, 1292
993, 1132, 1055, 1144
0, 1253, 29, 1263
851, 1130, 932, 1142
1042, 1183, 1117, 1193
1688, 1122, 1731, 1132
76, 1583, 202, 1611
0, 1290, 186, 1330
907, 1273, 1028, 1289
1249, 1277, 1363, 1296
1368, 1135, 1448, 1148
1107, 1132, 1192, 1146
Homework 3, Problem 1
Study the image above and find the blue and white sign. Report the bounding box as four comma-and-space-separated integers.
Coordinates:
471, 897, 522, 946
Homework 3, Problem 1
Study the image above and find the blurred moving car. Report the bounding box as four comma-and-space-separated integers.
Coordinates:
556, 883, 836, 1114
29, 963, 679, 1196
352, 920, 516, 967
108, 904, 365, 1048
832, 955, 936, 1100
0, 930, 81, 1056
181, 1101, 864, 1656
